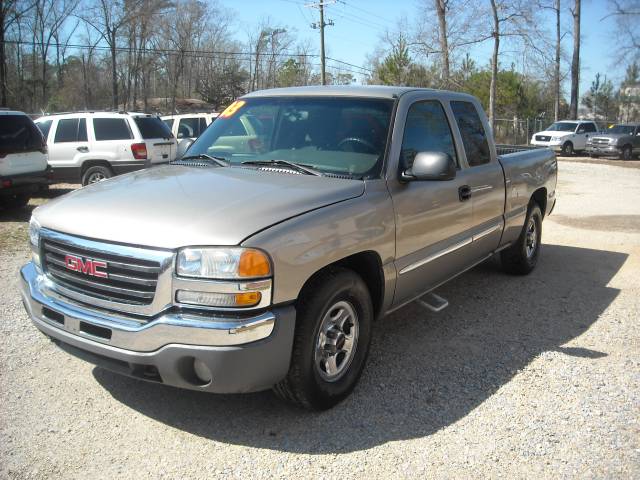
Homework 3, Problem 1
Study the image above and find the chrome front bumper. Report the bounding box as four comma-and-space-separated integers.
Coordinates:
20, 262, 296, 393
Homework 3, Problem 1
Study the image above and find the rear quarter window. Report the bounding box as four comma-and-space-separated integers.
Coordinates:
134, 117, 173, 139
93, 118, 133, 141
36, 119, 53, 141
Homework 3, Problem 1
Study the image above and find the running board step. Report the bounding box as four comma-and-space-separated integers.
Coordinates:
416, 292, 449, 312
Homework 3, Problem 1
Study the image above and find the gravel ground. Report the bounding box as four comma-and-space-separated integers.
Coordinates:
1, 162, 639, 479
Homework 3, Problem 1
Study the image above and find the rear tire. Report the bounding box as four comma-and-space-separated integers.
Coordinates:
82, 165, 113, 186
561, 142, 574, 156
0, 193, 30, 210
501, 204, 543, 275
273, 267, 373, 410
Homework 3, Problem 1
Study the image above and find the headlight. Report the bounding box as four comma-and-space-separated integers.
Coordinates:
550, 136, 562, 142
29, 217, 41, 266
176, 247, 271, 279
29, 217, 40, 247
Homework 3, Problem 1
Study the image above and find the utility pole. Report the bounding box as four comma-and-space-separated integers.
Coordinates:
307, 1, 334, 85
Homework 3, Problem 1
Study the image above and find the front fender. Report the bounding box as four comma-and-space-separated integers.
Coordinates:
241, 179, 396, 306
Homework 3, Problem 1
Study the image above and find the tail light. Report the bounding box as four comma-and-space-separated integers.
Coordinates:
131, 142, 147, 160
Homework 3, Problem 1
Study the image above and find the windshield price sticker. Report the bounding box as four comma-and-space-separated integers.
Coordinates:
220, 100, 246, 118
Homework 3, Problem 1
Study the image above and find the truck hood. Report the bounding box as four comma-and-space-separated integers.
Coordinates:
34, 165, 365, 249
536, 130, 573, 138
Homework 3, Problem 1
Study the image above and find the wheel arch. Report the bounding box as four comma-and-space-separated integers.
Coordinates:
298, 250, 385, 321
531, 187, 547, 217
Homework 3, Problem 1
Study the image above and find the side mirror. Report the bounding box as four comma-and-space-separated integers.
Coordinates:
176, 138, 194, 159
401, 151, 456, 182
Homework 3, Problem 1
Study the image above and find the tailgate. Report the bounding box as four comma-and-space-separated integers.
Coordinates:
132, 116, 176, 164
146, 139, 175, 164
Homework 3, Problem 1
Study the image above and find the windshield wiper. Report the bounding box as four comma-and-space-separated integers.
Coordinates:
241, 159, 324, 176
172, 154, 229, 167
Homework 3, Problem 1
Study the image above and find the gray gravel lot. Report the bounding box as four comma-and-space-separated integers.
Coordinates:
1, 160, 639, 479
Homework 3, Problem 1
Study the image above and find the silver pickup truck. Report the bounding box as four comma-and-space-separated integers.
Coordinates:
20, 86, 557, 410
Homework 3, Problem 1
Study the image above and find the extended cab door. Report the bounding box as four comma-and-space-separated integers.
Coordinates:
449, 100, 504, 256
387, 94, 477, 308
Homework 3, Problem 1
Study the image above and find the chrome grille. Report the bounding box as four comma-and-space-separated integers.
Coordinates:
591, 137, 610, 145
42, 239, 160, 305
38, 229, 175, 317
535, 135, 551, 142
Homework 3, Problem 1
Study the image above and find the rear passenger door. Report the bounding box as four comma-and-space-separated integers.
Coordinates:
449, 100, 504, 256
48, 117, 89, 179
574, 122, 595, 150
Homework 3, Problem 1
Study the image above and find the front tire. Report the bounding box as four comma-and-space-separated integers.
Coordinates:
501, 204, 543, 275
561, 142, 574, 156
620, 145, 632, 160
82, 165, 113, 186
273, 267, 373, 410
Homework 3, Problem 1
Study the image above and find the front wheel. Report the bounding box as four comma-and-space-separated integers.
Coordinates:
620, 146, 632, 161
501, 204, 543, 275
561, 142, 574, 156
273, 267, 373, 410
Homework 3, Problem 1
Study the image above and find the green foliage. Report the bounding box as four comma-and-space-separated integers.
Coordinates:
461, 68, 553, 119
581, 73, 619, 120
369, 35, 435, 87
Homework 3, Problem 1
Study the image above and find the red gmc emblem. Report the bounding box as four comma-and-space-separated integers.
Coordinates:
64, 254, 108, 278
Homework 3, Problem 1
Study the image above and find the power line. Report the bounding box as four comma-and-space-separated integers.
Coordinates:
0, 39, 371, 76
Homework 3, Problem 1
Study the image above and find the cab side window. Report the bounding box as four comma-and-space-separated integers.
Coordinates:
450, 101, 491, 166
177, 117, 200, 138
400, 100, 457, 170
584, 123, 597, 133
54, 118, 87, 143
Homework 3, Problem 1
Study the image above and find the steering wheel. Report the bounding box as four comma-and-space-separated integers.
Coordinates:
337, 137, 377, 153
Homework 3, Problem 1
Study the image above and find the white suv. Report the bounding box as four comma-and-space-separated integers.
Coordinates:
161, 113, 218, 141
0, 110, 50, 209
35, 112, 177, 186
530, 120, 599, 155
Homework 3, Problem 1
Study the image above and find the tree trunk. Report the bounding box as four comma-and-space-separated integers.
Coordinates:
435, 0, 449, 87
0, 10, 7, 107
489, 0, 499, 131
554, 0, 560, 121
569, 0, 580, 119
110, 30, 118, 110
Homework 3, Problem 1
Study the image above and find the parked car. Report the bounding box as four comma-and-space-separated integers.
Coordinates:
0, 110, 51, 209
20, 86, 557, 410
530, 119, 598, 155
161, 113, 218, 141
35, 112, 177, 186
586, 123, 640, 160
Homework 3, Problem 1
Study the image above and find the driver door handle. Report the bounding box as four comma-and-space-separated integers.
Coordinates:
458, 185, 472, 202
76, 146, 89, 153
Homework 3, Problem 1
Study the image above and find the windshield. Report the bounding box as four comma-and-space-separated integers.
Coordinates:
607, 125, 635, 135
546, 122, 577, 132
187, 96, 394, 178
